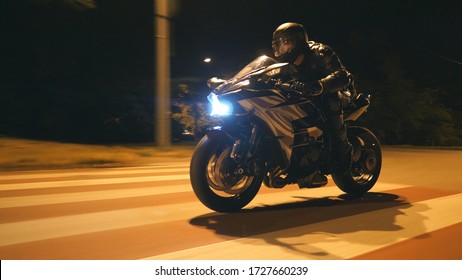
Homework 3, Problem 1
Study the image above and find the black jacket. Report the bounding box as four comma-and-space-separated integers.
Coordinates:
286, 41, 351, 94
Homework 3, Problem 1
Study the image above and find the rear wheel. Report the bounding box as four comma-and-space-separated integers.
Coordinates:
332, 126, 382, 196
190, 132, 263, 212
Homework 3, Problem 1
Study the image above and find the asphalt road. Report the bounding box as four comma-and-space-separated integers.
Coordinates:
0, 147, 461, 259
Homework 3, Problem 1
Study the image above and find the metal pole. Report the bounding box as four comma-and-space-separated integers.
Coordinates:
155, 0, 171, 147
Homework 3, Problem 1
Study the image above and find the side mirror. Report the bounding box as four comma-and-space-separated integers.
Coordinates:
207, 77, 226, 90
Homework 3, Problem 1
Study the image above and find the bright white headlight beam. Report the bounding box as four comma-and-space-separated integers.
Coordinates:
209, 93, 232, 116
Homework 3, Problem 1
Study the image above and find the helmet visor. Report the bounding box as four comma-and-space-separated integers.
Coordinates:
272, 37, 292, 57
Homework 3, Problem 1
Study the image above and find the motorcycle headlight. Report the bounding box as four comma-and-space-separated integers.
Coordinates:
208, 93, 233, 117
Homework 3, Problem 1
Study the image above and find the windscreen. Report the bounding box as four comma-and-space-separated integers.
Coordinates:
233, 55, 278, 79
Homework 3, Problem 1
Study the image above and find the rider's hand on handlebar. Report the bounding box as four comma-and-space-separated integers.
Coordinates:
250, 75, 278, 87
264, 79, 306, 98
266, 78, 283, 88
281, 80, 324, 97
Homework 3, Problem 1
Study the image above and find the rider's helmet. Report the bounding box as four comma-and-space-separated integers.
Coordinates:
272, 22, 309, 63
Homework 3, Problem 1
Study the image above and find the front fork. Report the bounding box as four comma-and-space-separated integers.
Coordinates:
228, 124, 260, 176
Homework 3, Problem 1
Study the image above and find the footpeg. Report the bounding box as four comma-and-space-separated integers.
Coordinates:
297, 171, 328, 188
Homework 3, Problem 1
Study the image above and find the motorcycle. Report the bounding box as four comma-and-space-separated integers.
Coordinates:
190, 55, 381, 213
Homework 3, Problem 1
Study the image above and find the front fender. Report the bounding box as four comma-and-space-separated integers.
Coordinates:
205, 126, 235, 143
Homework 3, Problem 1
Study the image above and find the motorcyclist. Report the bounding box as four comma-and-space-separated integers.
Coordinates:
271, 22, 353, 177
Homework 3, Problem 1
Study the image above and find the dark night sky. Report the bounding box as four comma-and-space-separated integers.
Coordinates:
2, 0, 460, 86
1, 0, 461, 143
172, 0, 462, 87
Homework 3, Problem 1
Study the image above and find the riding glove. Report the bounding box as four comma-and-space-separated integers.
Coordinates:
283, 80, 324, 96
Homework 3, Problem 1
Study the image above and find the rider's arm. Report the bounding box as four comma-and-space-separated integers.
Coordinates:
316, 45, 350, 93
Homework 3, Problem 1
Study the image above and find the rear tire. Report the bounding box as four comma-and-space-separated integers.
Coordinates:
332, 126, 382, 196
190, 132, 263, 213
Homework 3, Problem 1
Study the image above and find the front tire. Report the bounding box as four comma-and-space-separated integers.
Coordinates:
332, 126, 382, 196
190, 132, 263, 212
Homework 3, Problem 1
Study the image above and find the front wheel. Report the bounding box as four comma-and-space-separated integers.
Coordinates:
332, 126, 382, 196
190, 132, 263, 212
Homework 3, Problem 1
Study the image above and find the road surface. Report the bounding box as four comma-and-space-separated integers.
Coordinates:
0, 147, 461, 259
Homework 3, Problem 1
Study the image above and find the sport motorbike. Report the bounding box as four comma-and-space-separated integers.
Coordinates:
190, 55, 381, 213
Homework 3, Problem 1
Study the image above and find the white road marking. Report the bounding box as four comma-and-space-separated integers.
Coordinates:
0, 167, 190, 181
144, 193, 462, 260
0, 184, 193, 208
0, 183, 406, 246
0, 174, 190, 191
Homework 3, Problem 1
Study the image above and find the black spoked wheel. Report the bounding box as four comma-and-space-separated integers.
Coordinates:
190, 133, 263, 213
332, 126, 382, 196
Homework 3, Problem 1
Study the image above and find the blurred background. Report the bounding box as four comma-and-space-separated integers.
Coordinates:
1, 0, 461, 145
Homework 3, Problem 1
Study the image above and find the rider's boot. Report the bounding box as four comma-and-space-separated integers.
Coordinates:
297, 170, 328, 188
326, 111, 353, 174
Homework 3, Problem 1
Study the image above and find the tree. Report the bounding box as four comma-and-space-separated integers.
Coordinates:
171, 81, 217, 140
1, 0, 154, 143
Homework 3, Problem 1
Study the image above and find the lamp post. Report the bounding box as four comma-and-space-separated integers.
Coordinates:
155, 0, 171, 147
